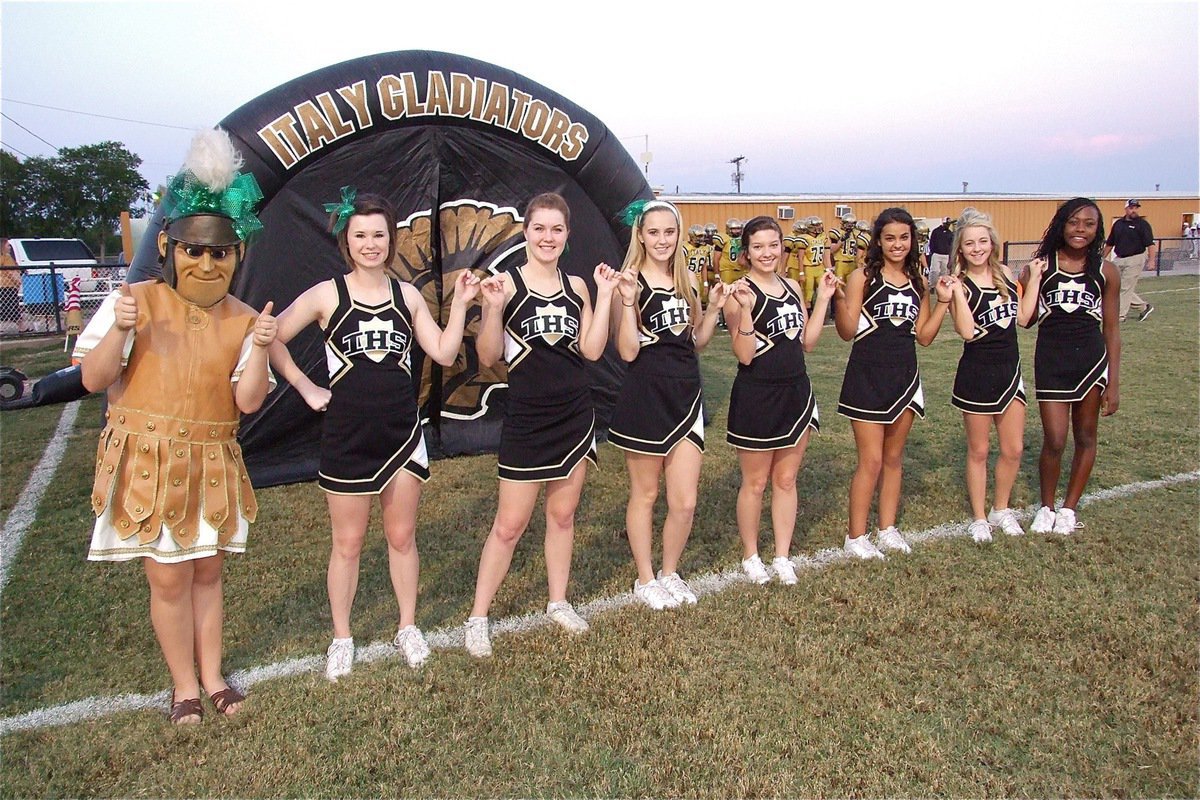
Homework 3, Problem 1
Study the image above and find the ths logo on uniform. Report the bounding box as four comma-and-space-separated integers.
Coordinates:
649, 296, 691, 336
521, 303, 578, 346
765, 302, 804, 340
875, 293, 919, 326
979, 296, 1018, 330
1046, 279, 1100, 316
342, 317, 409, 363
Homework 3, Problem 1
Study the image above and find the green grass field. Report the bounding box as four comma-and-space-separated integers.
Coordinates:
1, 275, 1196, 797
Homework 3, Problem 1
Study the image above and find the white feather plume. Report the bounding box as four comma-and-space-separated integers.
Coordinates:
183, 128, 244, 192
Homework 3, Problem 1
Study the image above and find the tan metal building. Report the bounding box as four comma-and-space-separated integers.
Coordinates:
663, 194, 1200, 244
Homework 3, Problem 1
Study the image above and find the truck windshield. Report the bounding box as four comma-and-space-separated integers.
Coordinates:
22, 241, 96, 261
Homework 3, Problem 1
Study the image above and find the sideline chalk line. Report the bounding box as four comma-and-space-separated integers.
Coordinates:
0, 401, 81, 598
2, 468, 1196, 735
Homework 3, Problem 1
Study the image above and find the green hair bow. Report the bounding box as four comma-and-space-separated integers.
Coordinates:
619, 198, 680, 228
162, 170, 264, 241
324, 186, 357, 234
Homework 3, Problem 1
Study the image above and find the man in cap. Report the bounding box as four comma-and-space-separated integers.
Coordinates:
928, 216, 955, 284
1103, 199, 1156, 321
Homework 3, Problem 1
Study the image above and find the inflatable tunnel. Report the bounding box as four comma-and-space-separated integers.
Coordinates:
128, 51, 652, 487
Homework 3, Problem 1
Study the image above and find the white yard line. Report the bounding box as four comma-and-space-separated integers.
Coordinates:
1141, 287, 1199, 294
1, 468, 1197, 735
0, 401, 80, 598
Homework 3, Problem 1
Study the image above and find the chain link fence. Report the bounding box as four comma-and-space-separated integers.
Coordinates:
1003, 237, 1197, 276
0, 264, 126, 339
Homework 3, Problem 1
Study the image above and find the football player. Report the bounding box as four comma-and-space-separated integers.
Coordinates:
828, 213, 866, 281
782, 219, 806, 281
682, 223, 714, 304
713, 217, 746, 284
915, 218, 932, 279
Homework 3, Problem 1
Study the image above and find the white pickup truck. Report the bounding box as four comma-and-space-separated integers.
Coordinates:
7, 238, 124, 306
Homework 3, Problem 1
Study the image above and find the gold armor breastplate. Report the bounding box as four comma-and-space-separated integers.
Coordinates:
90, 282, 259, 548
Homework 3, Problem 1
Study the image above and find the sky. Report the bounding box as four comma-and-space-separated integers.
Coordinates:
2, 0, 1198, 197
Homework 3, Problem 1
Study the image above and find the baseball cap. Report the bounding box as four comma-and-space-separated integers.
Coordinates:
1125, 199, 1141, 207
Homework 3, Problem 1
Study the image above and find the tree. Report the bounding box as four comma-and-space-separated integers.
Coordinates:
0, 141, 152, 258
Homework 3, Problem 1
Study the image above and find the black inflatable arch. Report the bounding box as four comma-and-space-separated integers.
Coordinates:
129, 50, 651, 487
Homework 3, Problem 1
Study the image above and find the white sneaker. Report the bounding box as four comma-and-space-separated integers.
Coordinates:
464, 616, 492, 658
633, 577, 679, 610
657, 571, 698, 605
546, 601, 589, 634
1031, 505, 1056, 534
772, 556, 798, 585
988, 507, 1025, 536
844, 534, 886, 561
393, 625, 430, 668
876, 526, 912, 554
741, 554, 771, 584
967, 519, 993, 543
325, 637, 354, 682
1053, 507, 1082, 535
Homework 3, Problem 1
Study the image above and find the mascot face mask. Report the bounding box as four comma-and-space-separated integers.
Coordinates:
158, 214, 245, 308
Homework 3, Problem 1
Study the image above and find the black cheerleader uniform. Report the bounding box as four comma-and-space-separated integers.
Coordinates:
837, 274, 925, 423
1033, 256, 1108, 402
726, 278, 819, 450
608, 274, 704, 456
951, 275, 1026, 414
319, 275, 429, 494
498, 267, 597, 482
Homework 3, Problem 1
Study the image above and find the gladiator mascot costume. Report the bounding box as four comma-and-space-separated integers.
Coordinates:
73, 129, 272, 722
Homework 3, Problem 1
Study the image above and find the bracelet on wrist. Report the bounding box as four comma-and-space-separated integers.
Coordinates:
737, 328, 755, 336
621, 300, 635, 307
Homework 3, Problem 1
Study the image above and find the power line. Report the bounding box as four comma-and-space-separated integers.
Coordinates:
0, 113, 58, 151
1, 140, 31, 158
4, 99, 195, 132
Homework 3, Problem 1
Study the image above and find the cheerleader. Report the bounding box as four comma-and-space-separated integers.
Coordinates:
724, 216, 838, 585
835, 207, 952, 559
1022, 198, 1120, 535
464, 192, 621, 656
608, 200, 726, 609
268, 191, 481, 680
945, 210, 1036, 542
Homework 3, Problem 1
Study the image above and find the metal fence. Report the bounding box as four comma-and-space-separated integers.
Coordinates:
1003, 237, 1198, 276
0, 264, 126, 339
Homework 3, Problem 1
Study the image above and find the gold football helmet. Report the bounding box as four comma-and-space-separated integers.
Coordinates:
687, 224, 705, 246
915, 219, 931, 245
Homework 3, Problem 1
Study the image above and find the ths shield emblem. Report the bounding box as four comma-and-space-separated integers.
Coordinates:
778, 301, 802, 340
359, 316, 393, 363
535, 303, 567, 346
989, 295, 1014, 329
887, 292, 913, 326
661, 296, 691, 337
1058, 278, 1084, 314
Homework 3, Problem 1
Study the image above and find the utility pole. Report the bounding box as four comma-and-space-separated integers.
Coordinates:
730, 156, 745, 194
